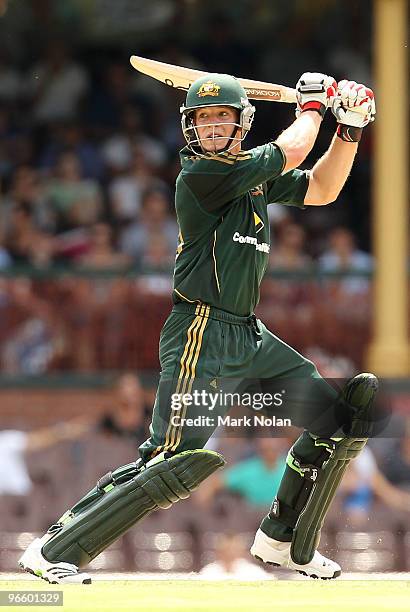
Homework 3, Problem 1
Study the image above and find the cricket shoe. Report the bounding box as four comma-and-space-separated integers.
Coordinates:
18, 533, 92, 584
250, 529, 341, 579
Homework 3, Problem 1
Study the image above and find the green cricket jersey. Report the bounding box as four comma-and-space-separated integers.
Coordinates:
173, 143, 309, 316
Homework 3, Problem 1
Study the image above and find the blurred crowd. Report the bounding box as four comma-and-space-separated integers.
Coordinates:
0, 1, 375, 272
0, 264, 373, 374
0, 1, 379, 374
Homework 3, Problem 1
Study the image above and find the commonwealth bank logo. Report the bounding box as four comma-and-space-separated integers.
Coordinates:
253, 211, 264, 234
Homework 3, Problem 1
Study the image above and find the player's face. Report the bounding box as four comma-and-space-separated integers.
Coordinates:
194, 106, 241, 153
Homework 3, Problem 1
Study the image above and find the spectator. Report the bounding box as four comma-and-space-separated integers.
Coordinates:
140, 231, 175, 271
4, 202, 39, 263
318, 226, 373, 294
199, 534, 269, 579
0, 417, 92, 496
108, 145, 167, 224
101, 105, 166, 176
135, 230, 175, 295
0, 417, 93, 530
25, 230, 55, 269
98, 372, 150, 445
269, 223, 312, 271
39, 122, 105, 181
57, 278, 100, 371
304, 346, 355, 378
339, 446, 410, 527
77, 222, 132, 270
119, 187, 177, 264
2, 165, 51, 235
258, 223, 315, 348
28, 41, 89, 124
196, 438, 287, 509
377, 433, 410, 490
0, 279, 62, 373
45, 151, 102, 232
85, 61, 147, 132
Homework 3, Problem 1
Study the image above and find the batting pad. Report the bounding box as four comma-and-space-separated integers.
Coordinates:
290, 436, 367, 565
42, 449, 225, 567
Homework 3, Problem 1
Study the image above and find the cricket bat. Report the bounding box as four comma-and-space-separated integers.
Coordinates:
129, 55, 371, 118
129, 55, 297, 103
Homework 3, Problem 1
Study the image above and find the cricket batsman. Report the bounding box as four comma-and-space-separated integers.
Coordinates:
19, 72, 378, 582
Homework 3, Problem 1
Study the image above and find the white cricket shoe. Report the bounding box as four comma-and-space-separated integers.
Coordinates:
18, 534, 92, 584
250, 529, 341, 580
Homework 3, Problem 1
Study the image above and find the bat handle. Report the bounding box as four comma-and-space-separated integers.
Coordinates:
331, 95, 371, 119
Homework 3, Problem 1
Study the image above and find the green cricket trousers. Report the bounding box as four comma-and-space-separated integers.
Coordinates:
139, 302, 342, 462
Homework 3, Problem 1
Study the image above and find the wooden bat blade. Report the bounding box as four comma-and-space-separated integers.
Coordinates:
130, 55, 370, 116
130, 55, 297, 104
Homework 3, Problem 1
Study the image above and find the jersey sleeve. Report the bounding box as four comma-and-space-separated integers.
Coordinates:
266, 168, 310, 208
180, 143, 286, 215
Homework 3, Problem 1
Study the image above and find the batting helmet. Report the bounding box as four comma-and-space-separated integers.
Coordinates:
180, 73, 255, 153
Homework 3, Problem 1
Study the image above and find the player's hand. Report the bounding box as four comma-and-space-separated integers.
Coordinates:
332, 80, 376, 127
295, 72, 337, 119
332, 80, 375, 142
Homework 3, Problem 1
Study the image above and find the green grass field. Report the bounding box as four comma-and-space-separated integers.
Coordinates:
2, 580, 410, 612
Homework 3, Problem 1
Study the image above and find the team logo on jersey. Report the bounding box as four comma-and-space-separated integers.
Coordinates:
197, 81, 220, 97
253, 211, 265, 234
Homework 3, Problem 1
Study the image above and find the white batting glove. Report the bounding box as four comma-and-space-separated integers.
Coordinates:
332, 79, 376, 142
295, 72, 337, 119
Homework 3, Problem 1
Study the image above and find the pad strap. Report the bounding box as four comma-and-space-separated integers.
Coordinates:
269, 498, 299, 529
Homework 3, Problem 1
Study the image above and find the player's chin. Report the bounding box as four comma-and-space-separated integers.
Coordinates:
202, 140, 229, 153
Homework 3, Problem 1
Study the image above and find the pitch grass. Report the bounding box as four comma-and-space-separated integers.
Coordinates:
3, 579, 410, 612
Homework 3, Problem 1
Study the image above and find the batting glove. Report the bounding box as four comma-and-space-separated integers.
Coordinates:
295, 72, 337, 119
332, 79, 376, 142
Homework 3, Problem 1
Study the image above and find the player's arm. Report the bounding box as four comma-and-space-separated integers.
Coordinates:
305, 80, 376, 206
180, 73, 338, 216
275, 72, 337, 173
26, 416, 93, 452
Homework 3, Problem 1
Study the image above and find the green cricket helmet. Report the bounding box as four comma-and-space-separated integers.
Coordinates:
180, 73, 255, 153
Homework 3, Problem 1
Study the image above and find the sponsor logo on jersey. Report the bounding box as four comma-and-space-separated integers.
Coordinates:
232, 231, 270, 253
253, 211, 264, 233
197, 81, 220, 97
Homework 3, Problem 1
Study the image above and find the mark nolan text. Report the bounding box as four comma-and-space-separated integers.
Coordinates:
171, 415, 292, 427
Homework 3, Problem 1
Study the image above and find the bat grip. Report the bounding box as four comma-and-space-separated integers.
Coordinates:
331, 96, 370, 119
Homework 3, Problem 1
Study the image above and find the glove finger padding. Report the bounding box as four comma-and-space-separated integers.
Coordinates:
296, 72, 337, 118
333, 80, 376, 128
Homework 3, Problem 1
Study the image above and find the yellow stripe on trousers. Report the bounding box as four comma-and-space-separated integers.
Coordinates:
151, 303, 209, 456
169, 304, 210, 451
